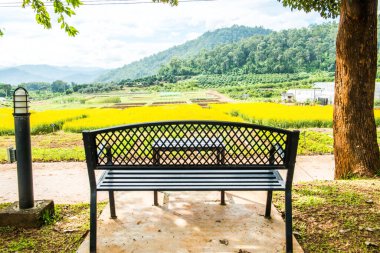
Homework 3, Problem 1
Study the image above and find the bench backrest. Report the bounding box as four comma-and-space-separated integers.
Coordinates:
83, 121, 299, 186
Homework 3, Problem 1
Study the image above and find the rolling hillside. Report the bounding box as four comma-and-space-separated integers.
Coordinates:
158, 22, 339, 77
97, 25, 271, 82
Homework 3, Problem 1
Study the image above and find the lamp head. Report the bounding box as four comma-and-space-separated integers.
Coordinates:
13, 87, 30, 115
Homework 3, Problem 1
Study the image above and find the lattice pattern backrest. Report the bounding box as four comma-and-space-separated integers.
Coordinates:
94, 122, 289, 167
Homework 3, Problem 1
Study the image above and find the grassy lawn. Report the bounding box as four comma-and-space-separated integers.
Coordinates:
0, 202, 106, 253
273, 180, 380, 253
0, 131, 84, 163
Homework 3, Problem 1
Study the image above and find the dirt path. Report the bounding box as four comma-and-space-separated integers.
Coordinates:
0, 155, 334, 204
206, 90, 234, 103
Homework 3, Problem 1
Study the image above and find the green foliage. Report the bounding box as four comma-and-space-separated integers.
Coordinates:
215, 72, 334, 100
278, 0, 340, 19
90, 96, 121, 103
274, 180, 380, 253
31, 147, 85, 162
8, 237, 36, 251
297, 130, 334, 155
159, 22, 338, 78
22, 0, 82, 36
41, 208, 56, 225
98, 26, 272, 82
0, 83, 12, 97
0, 203, 108, 253
51, 80, 70, 93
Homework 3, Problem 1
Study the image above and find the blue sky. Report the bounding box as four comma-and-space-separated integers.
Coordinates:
0, 0, 333, 68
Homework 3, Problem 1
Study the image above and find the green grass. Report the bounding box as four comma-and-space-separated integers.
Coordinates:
297, 130, 333, 155
87, 96, 121, 104
273, 180, 380, 253
0, 132, 85, 163
237, 113, 333, 128
0, 202, 107, 253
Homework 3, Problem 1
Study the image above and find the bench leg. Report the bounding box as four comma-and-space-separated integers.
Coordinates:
154, 191, 158, 206
109, 191, 117, 219
265, 190, 273, 218
285, 189, 293, 253
221, 190, 226, 205
90, 190, 97, 253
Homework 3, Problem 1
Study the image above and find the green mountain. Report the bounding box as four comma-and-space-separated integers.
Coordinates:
159, 22, 338, 77
97, 25, 271, 82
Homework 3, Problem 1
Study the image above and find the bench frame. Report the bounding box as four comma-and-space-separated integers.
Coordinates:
83, 120, 299, 253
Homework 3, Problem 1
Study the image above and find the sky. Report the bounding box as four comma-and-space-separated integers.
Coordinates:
0, 0, 333, 69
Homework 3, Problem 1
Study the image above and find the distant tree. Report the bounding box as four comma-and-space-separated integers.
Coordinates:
21, 82, 51, 91
279, 0, 380, 178
0, 83, 12, 97
51, 80, 69, 93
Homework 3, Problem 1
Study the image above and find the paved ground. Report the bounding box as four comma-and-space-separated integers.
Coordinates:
0, 155, 334, 204
0, 156, 334, 253
78, 191, 304, 253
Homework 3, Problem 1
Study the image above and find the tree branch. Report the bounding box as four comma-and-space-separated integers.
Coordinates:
278, 0, 341, 19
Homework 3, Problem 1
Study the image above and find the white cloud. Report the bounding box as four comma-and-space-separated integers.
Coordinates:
0, 0, 333, 68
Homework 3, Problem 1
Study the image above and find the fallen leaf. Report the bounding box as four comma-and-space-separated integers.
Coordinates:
365, 241, 379, 247
339, 229, 351, 234
219, 239, 229, 246
63, 229, 78, 233
238, 250, 251, 253
293, 231, 302, 238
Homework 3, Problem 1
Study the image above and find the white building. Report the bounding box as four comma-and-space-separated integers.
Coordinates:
282, 88, 323, 103
282, 82, 380, 105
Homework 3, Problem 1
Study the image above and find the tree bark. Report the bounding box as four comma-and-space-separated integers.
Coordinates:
334, 0, 380, 178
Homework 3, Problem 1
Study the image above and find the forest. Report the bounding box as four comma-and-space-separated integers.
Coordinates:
157, 22, 338, 77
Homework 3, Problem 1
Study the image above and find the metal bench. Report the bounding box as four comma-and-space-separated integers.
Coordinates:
83, 120, 300, 253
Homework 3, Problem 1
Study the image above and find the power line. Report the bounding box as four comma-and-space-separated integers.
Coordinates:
0, 0, 144, 4
0, 0, 216, 7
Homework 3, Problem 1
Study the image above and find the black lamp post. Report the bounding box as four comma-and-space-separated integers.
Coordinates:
13, 87, 34, 209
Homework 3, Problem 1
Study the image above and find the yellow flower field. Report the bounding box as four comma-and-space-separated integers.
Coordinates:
0, 105, 241, 135
1, 103, 380, 135
0, 108, 86, 135
212, 103, 380, 128
62, 104, 241, 132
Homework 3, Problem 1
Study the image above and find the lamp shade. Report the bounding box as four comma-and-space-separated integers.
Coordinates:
13, 87, 29, 114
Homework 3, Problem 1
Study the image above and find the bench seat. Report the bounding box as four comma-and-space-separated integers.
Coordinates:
96, 169, 286, 191
83, 121, 300, 253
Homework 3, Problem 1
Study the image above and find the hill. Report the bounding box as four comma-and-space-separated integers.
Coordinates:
158, 22, 338, 78
0, 65, 107, 85
96, 25, 271, 82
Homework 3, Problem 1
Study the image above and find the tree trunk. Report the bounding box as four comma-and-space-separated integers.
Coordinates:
334, 0, 380, 178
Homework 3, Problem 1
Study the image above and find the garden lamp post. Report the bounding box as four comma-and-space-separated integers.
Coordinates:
13, 87, 34, 209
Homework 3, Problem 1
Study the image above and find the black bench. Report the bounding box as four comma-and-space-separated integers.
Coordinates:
83, 120, 299, 253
